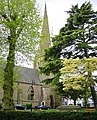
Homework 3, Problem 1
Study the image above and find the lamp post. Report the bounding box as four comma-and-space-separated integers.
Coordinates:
28, 81, 34, 112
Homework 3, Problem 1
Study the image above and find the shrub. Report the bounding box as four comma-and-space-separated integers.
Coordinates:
0, 111, 97, 120
23, 104, 32, 109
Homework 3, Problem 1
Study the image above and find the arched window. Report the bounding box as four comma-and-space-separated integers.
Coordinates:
27, 86, 34, 100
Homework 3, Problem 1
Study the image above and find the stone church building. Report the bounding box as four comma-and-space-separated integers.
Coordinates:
13, 66, 60, 108
0, 3, 61, 108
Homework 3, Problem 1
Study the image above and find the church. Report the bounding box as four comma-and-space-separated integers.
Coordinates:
0, 3, 61, 108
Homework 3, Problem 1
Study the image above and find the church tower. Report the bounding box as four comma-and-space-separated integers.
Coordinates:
34, 2, 51, 69
33, 3, 60, 107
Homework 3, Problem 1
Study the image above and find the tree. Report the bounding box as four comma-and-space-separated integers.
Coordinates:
60, 57, 97, 106
60, 2, 97, 109
0, 0, 41, 110
61, 58, 97, 90
40, 2, 97, 109
55, 82, 86, 105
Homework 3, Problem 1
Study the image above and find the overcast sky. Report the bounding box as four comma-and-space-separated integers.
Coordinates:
19, 0, 97, 68
37, 0, 97, 35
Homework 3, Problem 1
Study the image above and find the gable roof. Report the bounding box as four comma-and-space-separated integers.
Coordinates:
0, 65, 40, 84
16, 66, 40, 84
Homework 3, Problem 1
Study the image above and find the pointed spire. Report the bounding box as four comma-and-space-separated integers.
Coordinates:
41, 2, 49, 36
44, 2, 47, 19
40, 2, 50, 52
33, 2, 51, 69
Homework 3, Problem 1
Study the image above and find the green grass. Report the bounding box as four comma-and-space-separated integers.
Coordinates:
33, 109, 58, 112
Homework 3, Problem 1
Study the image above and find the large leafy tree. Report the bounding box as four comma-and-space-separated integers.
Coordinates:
0, 0, 41, 110
60, 58, 97, 106
61, 58, 97, 90
40, 2, 97, 109
55, 82, 86, 105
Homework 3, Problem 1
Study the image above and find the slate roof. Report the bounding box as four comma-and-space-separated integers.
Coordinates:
16, 66, 40, 84
0, 64, 40, 84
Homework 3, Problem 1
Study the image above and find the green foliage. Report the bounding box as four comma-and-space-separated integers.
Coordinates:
0, 0, 41, 110
60, 57, 97, 105
23, 104, 32, 109
0, 111, 97, 120
0, 67, 4, 88
63, 2, 97, 58
61, 57, 97, 91
40, 2, 97, 104
0, 0, 41, 62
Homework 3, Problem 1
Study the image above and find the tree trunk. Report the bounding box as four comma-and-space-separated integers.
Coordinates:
90, 86, 97, 110
2, 29, 16, 110
87, 64, 97, 110
74, 99, 76, 105
3, 61, 15, 110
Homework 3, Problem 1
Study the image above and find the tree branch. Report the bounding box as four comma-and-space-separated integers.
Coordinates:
0, 12, 10, 22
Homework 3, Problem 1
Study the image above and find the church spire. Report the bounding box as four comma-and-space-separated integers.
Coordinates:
40, 2, 50, 53
33, 2, 50, 69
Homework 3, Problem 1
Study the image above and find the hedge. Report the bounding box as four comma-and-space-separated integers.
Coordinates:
0, 111, 97, 120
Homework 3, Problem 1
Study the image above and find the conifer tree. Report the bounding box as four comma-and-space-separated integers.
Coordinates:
40, 2, 97, 109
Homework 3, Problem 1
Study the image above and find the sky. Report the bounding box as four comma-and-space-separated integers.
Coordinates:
36, 0, 97, 35
19, 0, 97, 68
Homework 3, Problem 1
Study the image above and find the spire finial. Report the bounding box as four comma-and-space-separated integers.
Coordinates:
44, 0, 46, 6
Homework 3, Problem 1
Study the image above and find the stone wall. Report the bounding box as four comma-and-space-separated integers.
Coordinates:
0, 82, 61, 108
